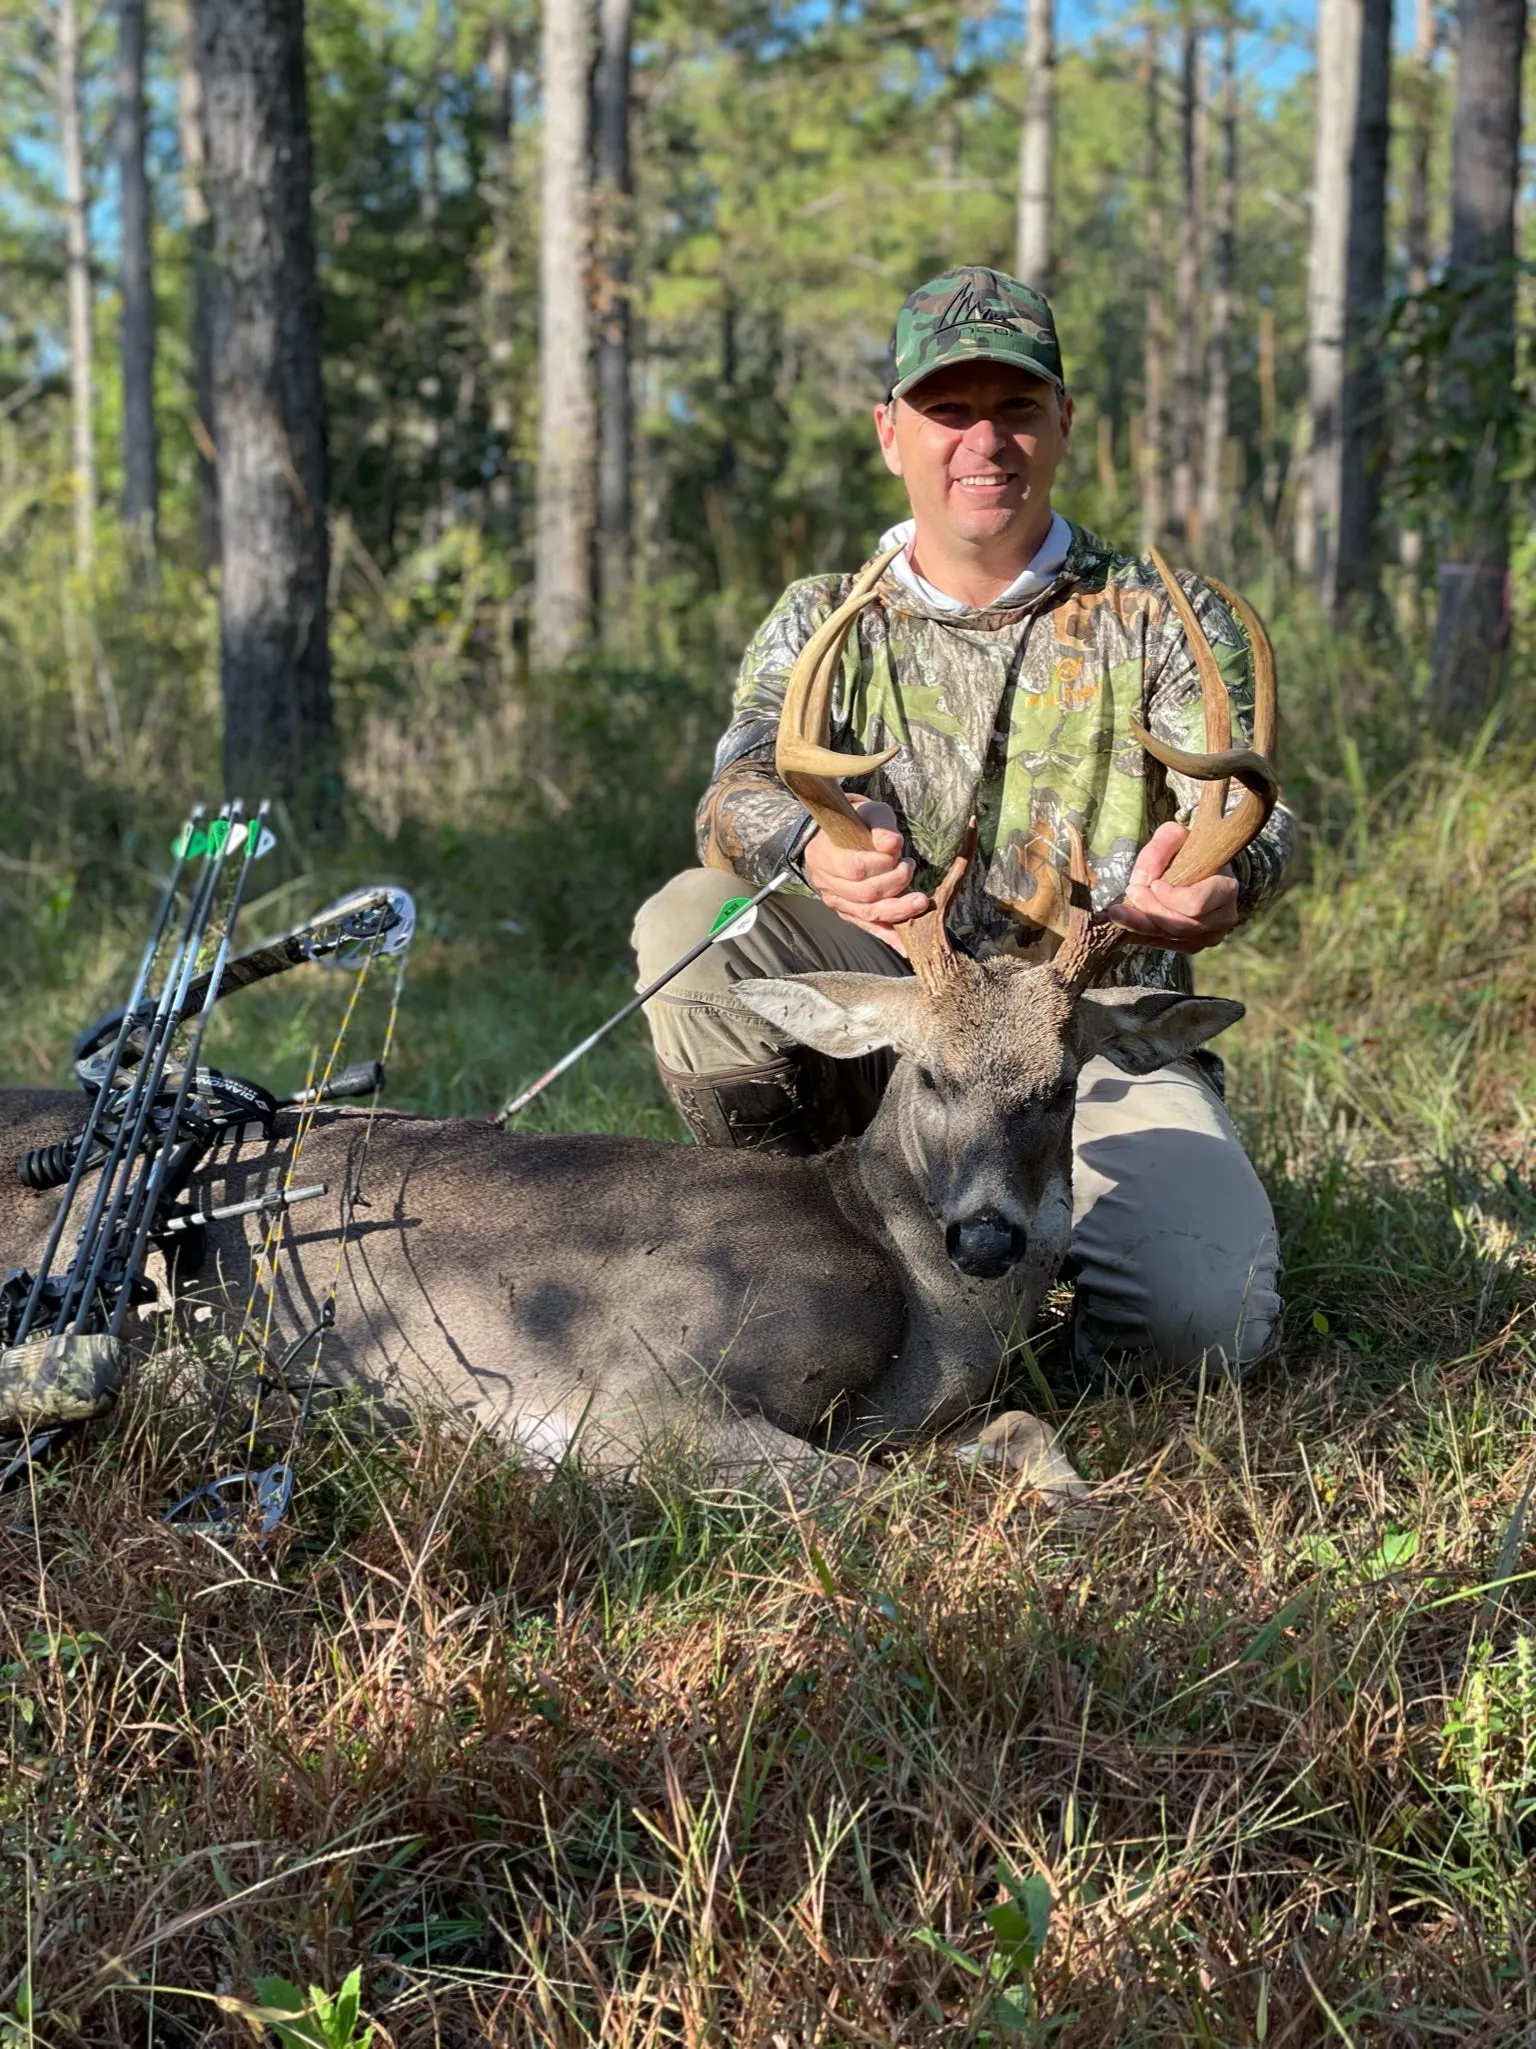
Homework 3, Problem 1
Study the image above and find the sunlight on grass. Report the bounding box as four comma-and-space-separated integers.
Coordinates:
3, 636, 1536, 2039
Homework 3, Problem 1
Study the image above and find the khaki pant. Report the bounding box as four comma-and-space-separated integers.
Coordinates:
633, 868, 1281, 1377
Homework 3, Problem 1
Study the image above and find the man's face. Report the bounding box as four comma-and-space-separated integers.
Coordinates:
873, 362, 1073, 548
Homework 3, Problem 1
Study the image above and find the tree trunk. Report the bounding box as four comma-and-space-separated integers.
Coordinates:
938, 22, 963, 260
59, 0, 96, 581
485, 15, 516, 537
1303, 0, 1391, 615
1169, 17, 1204, 546
195, 0, 334, 810
1197, 14, 1236, 569
1398, 0, 1439, 619
1406, 0, 1439, 294
594, 0, 633, 643
117, 0, 158, 577
180, 0, 219, 570
1258, 302, 1279, 534
1431, 0, 1528, 719
533, 0, 594, 671
1015, 0, 1053, 291
1139, 23, 1166, 553
422, 0, 441, 227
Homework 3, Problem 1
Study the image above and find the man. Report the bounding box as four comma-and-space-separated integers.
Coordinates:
632, 266, 1293, 1378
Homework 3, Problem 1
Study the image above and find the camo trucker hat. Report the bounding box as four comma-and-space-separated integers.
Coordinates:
887, 266, 1065, 400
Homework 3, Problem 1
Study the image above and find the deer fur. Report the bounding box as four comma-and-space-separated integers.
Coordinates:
0, 957, 1240, 1495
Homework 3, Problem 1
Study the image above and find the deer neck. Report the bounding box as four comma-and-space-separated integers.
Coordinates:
847, 1061, 1013, 1315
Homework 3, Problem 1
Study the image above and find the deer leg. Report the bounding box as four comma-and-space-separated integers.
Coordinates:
950, 1411, 1088, 1498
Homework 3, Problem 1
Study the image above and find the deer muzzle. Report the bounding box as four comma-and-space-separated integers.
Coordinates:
945, 1208, 1028, 1280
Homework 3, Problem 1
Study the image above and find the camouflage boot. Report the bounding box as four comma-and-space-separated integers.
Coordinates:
657, 1054, 870, 1156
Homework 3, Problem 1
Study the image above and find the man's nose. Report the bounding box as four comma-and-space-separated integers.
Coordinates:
960, 415, 1008, 453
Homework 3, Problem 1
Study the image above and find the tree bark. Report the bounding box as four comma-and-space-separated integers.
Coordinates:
195, 0, 334, 809
594, 0, 633, 643
1431, 0, 1529, 719
1169, 16, 1204, 546
1015, 0, 1053, 291
1197, 13, 1236, 569
117, 0, 158, 576
485, 15, 516, 536
1406, 0, 1438, 294
1139, 23, 1166, 553
1303, 0, 1391, 615
533, 0, 595, 671
1397, 0, 1439, 618
180, 0, 219, 570
59, 0, 96, 580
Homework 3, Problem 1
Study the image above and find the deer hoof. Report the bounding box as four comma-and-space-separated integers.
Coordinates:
954, 1411, 1088, 1499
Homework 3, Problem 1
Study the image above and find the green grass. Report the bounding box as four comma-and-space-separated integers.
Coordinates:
4, 609, 1536, 2041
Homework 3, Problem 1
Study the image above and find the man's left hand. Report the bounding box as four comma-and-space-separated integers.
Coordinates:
1104, 821, 1238, 954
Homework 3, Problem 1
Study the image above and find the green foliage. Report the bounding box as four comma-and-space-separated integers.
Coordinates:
1378, 257, 1535, 545
250, 1967, 376, 2049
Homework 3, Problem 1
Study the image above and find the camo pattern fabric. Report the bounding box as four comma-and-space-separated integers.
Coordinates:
891, 266, 1064, 398
696, 521, 1296, 993
0, 1333, 122, 1430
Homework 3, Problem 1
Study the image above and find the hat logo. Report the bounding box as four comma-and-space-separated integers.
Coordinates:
937, 279, 1017, 334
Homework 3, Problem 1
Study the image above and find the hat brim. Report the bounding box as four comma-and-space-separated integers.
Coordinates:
891, 333, 1065, 402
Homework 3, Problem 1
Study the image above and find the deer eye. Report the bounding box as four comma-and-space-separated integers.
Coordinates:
916, 1066, 937, 1092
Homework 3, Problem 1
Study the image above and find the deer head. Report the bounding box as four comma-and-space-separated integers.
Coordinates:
739, 547, 1281, 1283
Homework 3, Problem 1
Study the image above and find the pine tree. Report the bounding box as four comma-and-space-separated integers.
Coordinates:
1302, 0, 1391, 614
1015, 0, 1053, 291
1431, 0, 1528, 718
196, 0, 335, 808
533, 0, 595, 670
117, 0, 158, 576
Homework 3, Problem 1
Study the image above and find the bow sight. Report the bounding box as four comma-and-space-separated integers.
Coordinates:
0, 804, 415, 1502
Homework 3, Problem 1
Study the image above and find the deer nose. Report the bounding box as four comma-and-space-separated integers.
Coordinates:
945, 1210, 1027, 1279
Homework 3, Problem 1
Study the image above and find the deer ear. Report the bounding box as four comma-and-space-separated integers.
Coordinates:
1074, 987, 1244, 1075
734, 973, 930, 1061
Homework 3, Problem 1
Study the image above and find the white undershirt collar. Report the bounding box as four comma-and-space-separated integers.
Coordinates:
877, 510, 1072, 613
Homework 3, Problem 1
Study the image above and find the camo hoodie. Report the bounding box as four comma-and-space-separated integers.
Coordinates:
695, 520, 1296, 993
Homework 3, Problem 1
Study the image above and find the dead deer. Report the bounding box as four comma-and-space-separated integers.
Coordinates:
0, 559, 1277, 1496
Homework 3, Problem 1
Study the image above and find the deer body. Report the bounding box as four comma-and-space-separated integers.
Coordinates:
0, 1072, 1065, 1476
0, 947, 1242, 1485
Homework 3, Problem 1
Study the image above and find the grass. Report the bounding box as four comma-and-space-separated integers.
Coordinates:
3, 609, 1536, 2041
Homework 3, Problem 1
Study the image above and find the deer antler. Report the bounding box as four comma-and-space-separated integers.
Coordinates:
1050, 558, 1281, 992
775, 544, 973, 992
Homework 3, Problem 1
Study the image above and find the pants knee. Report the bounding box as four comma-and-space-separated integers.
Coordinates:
632, 868, 740, 986
1075, 1233, 1282, 1379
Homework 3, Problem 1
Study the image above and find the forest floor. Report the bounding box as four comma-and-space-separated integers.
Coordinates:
3, 698, 1536, 2044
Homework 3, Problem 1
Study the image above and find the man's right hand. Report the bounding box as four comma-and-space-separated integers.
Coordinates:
802, 798, 930, 955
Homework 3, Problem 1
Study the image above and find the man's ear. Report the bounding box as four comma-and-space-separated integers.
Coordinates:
734, 973, 928, 1061
1074, 987, 1244, 1076
873, 399, 903, 477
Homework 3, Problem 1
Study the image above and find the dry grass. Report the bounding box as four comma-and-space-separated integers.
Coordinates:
3, 1323, 1536, 2046
4, 619, 1536, 2041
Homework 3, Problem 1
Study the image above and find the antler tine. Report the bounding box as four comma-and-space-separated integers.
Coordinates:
1137, 552, 1281, 891
774, 543, 968, 994
1047, 572, 1281, 991
776, 545, 904, 854
1049, 825, 1121, 994
1148, 546, 1229, 842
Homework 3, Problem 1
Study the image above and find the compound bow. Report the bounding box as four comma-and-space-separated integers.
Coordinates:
0, 804, 414, 1532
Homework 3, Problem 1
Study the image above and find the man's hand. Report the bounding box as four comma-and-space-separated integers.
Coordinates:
1105, 820, 1238, 954
802, 798, 929, 955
